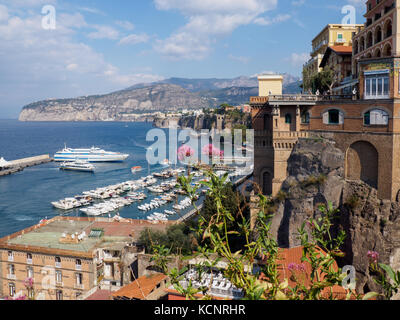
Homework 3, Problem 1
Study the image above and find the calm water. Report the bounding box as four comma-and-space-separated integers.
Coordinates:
0, 120, 185, 238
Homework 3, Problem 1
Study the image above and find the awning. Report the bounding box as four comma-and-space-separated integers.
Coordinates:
332, 80, 359, 92
364, 69, 390, 76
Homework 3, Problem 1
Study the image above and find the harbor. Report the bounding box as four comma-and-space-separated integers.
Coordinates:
0, 154, 53, 177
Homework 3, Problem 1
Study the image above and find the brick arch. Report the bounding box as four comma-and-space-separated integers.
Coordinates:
346, 141, 378, 188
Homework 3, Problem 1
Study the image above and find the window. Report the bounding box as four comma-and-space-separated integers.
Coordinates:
337, 33, 344, 42
76, 273, 83, 286
364, 109, 389, 125
56, 290, 63, 301
323, 109, 344, 125
301, 111, 310, 124
285, 114, 292, 124
27, 253, 33, 264
9, 264, 15, 275
8, 251, 13, 262
56, 270, 62, 284
76, 259, 82, 270
9, 283, 15, 297
27, 266, 34, 279
55, 256, 61, 268
365, 70, 390, 99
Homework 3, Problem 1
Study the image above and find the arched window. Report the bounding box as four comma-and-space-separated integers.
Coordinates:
354, 40, 359, 54
375, 26, 382, 44
384, 19, 392, 38
285, 113, 292, 124
323, 109, 344, 125
364, 109, 389, 125
367, 31, 373, 48
383, 43, 392, 57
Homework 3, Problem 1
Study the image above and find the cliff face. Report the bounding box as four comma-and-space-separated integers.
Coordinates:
19, 84, 215, 122
269, 138, 400, 294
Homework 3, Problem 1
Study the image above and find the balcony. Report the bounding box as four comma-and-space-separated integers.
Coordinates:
27, 259, 33, 265
74, 283, 84, 290
7, 274, 16, 280
8, 256, 14, 262
55, 262, 61, 268
76, 264, 82, 271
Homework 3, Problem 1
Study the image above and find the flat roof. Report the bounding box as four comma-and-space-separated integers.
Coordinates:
0, 217, 174, 257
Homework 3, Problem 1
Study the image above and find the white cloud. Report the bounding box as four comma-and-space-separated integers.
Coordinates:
291, 0, 305, 6
254, 14, 291, 26
154, 0, 277, 60
87, 25, 120, 40
0, 4, 163, 115
287, 52, 310, 67
119, 33, 149, 45
116, 20, 135, 31
0, 4, 8, 22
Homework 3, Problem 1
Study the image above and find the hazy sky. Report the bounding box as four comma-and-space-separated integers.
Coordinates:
0, 0, 365, 118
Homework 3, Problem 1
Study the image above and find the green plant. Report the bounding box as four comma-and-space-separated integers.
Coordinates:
148, 172, 377, 300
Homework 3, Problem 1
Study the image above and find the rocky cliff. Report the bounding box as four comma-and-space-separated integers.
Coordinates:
19, 84, 215, 122
268, 137, 400, 294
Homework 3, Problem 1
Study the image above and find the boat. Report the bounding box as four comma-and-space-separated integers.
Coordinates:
54, 145, 129, 162
131, 166, 142, 174
161, 159, 172, 167
60, 160, 95, 172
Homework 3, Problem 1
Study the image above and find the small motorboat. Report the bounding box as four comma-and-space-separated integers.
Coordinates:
131, 166, 142, 174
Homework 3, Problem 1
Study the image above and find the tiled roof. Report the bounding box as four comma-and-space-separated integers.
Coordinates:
330, 45, 353, 54
85, 290, 112, 301
112, 273, 168, 300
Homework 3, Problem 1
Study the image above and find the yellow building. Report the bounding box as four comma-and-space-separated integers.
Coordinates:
303, 24, 364, 91
258, 74, 283, 96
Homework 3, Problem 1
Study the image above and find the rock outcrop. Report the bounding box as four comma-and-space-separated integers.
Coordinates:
19, 84, 215, 122
269, 137, 400, 294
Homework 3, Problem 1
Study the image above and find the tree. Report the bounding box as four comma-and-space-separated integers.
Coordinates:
311, 66, 335, 94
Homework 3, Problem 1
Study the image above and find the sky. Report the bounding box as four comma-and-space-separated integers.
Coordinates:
0, 0, 366, 118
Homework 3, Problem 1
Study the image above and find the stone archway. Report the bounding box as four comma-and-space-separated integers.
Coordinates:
262, 170, 272, 195
346, 141, 378, 188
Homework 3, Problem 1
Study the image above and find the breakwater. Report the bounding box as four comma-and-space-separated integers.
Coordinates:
0, 155, 53, 177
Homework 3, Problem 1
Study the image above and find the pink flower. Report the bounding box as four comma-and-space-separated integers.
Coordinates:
177, 145, 194, 161
367, 250, 379, 264
23, 278, 34, 289
202, 144, 223, 157
288, 263, 306, 273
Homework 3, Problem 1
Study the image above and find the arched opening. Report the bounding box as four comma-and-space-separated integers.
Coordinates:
360, 36, 365, 52
354, 40, 359, 54
374, 48, 381, 58
375, 26, 382, 44
383, 43, 392, 57
366, 31, 373, 48
365, 52, 372, 58
384, 19, 392, 39
285, 113, 292, 124
262, 171, 272, 195
301, 111, 310, 124
346, 141, 378, 188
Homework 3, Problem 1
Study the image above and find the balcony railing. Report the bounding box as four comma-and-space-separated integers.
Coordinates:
55, 262, 61, 268
7, 274, 16, 280
76, 264, 82, 271
27, 259, 33, 265
250, 96, 269, 104
269, 94, 318, 102
8, 256, 14, 262
75, 283, 84, 290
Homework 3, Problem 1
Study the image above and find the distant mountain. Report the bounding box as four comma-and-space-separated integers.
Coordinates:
19, 74, 302, 121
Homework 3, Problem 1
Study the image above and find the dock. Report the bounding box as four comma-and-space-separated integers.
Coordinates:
0, 155, 53, 177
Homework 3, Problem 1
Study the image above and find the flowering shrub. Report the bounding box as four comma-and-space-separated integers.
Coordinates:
177, 145, 195, 162
202, 144, 224, 158
150, 171, 379, 300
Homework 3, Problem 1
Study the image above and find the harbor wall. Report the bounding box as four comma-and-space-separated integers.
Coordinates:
0, 154, 53, 177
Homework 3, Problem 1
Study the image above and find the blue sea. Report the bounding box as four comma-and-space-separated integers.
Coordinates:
0, 120, 188, 238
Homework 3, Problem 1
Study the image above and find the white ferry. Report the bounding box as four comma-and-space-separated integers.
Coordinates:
60, 160, 95, 172
54, 146, 129, 162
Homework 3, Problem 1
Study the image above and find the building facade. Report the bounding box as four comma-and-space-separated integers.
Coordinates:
303, 24, 364, 92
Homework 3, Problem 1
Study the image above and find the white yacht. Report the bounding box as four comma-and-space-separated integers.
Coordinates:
54, 145, 129, 162
60, 160, 95, 172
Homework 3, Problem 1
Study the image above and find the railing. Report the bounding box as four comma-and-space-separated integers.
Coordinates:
269, 94, 319, 102
319, 94, 354, 100
55, 262, 61, 268
27, 259, 33, 265
75, 283, 84, 290
250, 96, 269, 104
76, 264, 82, 271
7, 274, 16, 280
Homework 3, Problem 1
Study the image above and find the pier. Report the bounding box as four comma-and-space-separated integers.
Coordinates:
0, 154, 53, 177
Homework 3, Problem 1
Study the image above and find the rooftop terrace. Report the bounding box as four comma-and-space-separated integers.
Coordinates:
0, 217, 174, 257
